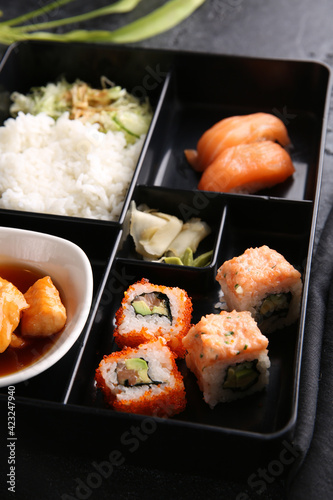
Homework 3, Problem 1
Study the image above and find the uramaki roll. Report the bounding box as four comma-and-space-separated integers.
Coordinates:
114, 278, 192, 357
182, 310, 270, 408
95, 339, 186, 418
216, 245, 302, 333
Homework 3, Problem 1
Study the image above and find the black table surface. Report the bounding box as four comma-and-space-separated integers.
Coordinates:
0, 1, 333, 499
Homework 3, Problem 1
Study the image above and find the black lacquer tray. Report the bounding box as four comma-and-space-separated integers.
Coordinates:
0, 40, 330, 478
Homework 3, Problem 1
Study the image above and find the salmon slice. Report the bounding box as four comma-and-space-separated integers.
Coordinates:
21, 276, 67, 337
198, 140, 295, 194
185, 112, 291, 172
0, 277, 29, 353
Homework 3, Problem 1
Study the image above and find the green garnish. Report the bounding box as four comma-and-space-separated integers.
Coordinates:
0, 0, 207, 45
2, 0, 143, 32
164, 248, 213, 268
112, 115, 140, 140
163, 256, 184, 266
10, 78, 153, 145
181, 247, 194, 266
192, 249, 213, 267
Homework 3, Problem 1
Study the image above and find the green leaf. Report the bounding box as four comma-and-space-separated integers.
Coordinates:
14, 0, 144, 33
0, 0, 77, 27
95, 0, 207, 43
0, 0, 207, 45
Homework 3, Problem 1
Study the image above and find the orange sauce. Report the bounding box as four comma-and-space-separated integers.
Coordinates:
0, 263, 63, 377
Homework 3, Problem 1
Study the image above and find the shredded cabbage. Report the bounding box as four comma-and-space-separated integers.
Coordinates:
10, 79, 153, 144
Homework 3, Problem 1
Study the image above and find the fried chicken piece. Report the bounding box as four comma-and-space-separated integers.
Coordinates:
10, 332, 30, 348
21, 276, 67, 337
0, 277, 29, 353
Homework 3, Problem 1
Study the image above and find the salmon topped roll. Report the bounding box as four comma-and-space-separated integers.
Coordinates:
182, 310, 270, 408
95, 339, 186, 417
185, 112, 291, 172
114, 278, 192, 358
216, 246, 302, 333
197, 141, 295, 194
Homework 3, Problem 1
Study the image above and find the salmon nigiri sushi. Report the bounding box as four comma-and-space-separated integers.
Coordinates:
185, 112, 291, 172
182, 310, 270, 407
197, 140, 295, 194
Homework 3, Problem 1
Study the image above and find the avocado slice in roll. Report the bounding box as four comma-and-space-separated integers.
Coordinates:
116, 357, 161, 387
131, 292, 172, 321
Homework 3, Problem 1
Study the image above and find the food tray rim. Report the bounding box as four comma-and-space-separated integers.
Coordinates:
0, 40, 331, 448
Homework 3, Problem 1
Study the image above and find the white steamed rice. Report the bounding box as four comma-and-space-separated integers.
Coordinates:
0, 112, 145, 220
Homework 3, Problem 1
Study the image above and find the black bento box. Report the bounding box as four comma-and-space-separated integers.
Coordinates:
0, 40, 330, 478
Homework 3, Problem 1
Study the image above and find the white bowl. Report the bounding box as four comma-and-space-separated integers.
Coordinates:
0, 226, 93, 387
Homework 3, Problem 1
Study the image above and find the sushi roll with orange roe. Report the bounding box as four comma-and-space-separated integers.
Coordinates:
95, 339, 186, 418
114, 278, 192, 358
185, 112, 291, 172
216, 245, 302, 333
182, 310, 270, 408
